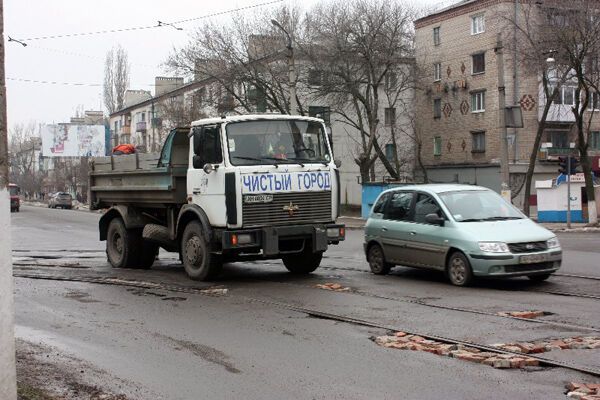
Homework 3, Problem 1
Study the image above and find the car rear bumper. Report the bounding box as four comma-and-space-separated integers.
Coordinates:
468, 250, 562, 277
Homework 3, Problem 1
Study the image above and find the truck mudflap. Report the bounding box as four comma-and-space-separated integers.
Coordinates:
221, 224, 345, 256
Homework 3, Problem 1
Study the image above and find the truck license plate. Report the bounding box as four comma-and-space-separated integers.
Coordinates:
520, 254, 547, 264
244, 194, 273, 204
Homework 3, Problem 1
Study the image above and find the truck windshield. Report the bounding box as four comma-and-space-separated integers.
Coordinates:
9, 186, 18, 196
226, 119, 330, 166
439, 190, 524, 222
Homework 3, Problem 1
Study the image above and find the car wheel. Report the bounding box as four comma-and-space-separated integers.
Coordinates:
367, 244, 392, 275
282, 247, 323, 274
446, 251, 473, 287
528, 273, 551, 282
181, 221, 222, 281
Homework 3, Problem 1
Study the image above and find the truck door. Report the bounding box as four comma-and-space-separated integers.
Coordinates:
188, 124, 227, 226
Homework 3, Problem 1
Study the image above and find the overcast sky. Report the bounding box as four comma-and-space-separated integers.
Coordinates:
5, 0, 447, 128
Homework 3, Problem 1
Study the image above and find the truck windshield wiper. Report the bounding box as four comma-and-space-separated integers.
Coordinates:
288, 157, 329, 166
459, 218, 484, 222
231, 156, 280, 167
482, 216, 523, 221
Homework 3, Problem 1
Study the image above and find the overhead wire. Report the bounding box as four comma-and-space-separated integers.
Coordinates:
11, 0, 283, 42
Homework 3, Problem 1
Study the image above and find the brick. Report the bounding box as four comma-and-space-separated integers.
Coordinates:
567, 382, 585, 391
523, 358, 539, 367
492, 359, 511, 369
530, 345, 547, 354
503, 345, 522, 353
515, 343, 535, 353
395, 331, 408, 337
411, 336, 426, 343
509, 357, 526, 368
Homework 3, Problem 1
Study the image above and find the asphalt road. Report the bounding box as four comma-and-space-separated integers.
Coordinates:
10, 205, 600, 399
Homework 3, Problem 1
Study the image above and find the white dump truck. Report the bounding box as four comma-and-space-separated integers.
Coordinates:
89, 114, 345, 280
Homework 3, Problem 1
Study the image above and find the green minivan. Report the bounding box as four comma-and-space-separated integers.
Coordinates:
364, 184, 562, 286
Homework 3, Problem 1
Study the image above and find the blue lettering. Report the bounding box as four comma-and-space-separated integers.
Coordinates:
267, 174, 274, 191
297, 174, 304, 189
284, 174, 291, 191
274, 175, 282, 191
260, 175, 268, 191
251, 176, 260, 192
242, 175, 252, 192
316, 172, 324, 188
324, 172, 331, 189
303, 174, 311, 189
310, 173, 317, 188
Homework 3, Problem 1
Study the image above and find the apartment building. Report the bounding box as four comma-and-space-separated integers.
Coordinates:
415, 0, 600, 209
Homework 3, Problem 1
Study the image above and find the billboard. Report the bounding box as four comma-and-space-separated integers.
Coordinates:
41, 124, 106, 157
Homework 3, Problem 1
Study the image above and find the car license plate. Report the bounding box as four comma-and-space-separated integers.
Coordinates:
244, 194, 273, 204
520, 254, 547, 264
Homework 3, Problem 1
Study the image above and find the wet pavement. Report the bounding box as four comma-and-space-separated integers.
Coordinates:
10, 205, 600, 399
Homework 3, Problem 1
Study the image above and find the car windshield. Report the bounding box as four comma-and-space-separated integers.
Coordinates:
9, 186, 18, 196
226, 119, 330, 166
438, 190, 524, 222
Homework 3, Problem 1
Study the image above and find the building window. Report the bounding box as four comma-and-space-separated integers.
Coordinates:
384, 107, 396, 126
592, 131, 600, 150
472, 53, 485, 74
471, 14, 485, 35
552, 85, 577, 106
309, 106, 331, 125
385, 72, 398, 90
433, 27, 440, 45
471, 91, 486, 112
589, 92, 600, 110
433, 136, 442, 156
549, 131, 569, 148
433, 63, 441, 82
141, 112, 146, 122
433, 99, 442, 119
472, 131, 486, 152
385, 143, 396, 161
308, 69, 323, 86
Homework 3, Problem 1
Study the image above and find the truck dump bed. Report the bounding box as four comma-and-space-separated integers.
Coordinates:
89, 128, 189, 210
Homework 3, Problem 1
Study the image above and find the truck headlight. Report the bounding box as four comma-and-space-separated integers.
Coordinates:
546, 237, 560, 249
478, 242, 510, 253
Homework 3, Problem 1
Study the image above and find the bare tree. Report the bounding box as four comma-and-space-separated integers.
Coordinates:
303, 0, 415, 183
103, 45, 130, 114
167, 6, 303, 115
8, 122, 44, 198
543, 0, 600, 225
499, 3, 572, 216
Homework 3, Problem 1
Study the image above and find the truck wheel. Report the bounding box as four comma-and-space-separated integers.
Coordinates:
181, 221, 222, 281
130, 238, 158, 269
282, 248, 323, 274
106, 218, 134, 268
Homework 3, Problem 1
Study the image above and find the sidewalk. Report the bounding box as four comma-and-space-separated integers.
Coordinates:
338, 215, 600, 233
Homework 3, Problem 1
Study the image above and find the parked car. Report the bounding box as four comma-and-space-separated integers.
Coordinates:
364, 184, 562, 286
9, 183, 19, 212
48, 192, 73, 209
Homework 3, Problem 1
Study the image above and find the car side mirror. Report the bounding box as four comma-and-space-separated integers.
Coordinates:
425, 213, 445, 226
334, 159, 342, 168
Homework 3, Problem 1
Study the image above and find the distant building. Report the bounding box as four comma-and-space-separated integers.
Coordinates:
414, 0, 600, 210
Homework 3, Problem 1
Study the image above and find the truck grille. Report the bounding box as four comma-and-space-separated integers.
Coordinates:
508, 241, 548, 253
242, 191, 332, 227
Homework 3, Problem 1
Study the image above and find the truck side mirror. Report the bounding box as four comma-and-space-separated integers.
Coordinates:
334, 159, 342, 168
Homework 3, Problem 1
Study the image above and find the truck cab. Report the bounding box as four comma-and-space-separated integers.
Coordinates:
90, 114, 345, 281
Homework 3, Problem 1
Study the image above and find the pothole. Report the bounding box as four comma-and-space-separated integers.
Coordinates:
497, 310, 554, 319
565, 382, 600, 399
491, 336, 600, 354
373, 332, 540, 369
315, 282, 351, 292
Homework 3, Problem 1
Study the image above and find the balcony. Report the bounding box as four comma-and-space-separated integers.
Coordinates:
136, 121, 147, 132
122, 125, 131, 135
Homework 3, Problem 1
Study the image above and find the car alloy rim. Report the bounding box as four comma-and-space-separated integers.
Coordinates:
450, 257, 466, 284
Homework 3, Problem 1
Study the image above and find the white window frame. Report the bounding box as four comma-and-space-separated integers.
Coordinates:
433, 63, 442, 82
471, 91, 486, 113
471, 14, 485, 35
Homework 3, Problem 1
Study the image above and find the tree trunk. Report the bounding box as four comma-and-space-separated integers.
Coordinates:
416, 141, 428, 183
579, 144, 598, 225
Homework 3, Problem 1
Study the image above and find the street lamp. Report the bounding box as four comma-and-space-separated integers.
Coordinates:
271, 19, 297, 115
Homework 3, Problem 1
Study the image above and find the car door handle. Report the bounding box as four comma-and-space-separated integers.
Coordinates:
381, 227, 388, 232
409, 231, 417, 235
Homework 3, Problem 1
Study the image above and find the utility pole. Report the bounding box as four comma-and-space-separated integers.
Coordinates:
271, 19, 297, 115
0, 0, 18, 398
495, 34, 511, 202
567, 153, 572, 229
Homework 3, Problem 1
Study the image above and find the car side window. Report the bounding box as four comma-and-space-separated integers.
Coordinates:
414, 193, 444, 224
384, 191, 414, 221
372, 193, 390, 214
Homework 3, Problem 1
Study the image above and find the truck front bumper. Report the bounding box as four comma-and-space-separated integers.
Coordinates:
220, 223, 345, 256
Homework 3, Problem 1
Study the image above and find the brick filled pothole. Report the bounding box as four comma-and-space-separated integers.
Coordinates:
496, 310, 554, 319
491, 336, 600, 354
373, 332, 540, 369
